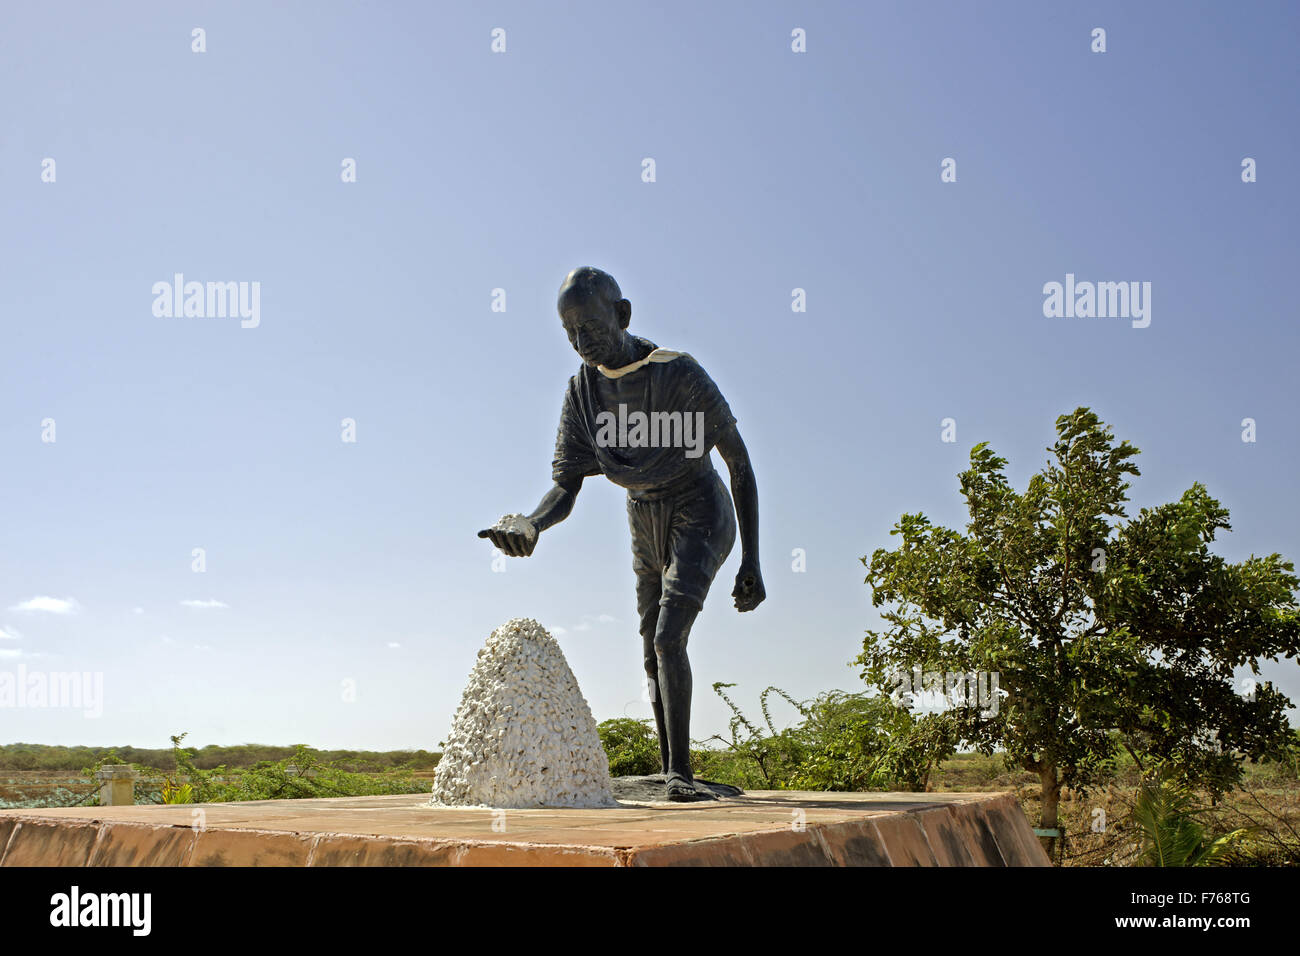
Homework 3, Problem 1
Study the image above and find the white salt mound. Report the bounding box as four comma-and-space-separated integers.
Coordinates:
431, 617, 617, 809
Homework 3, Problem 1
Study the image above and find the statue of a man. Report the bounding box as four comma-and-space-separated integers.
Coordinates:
479, 266, 765, 801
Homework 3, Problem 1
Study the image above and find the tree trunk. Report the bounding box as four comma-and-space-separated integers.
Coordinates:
1039, 766, 1062, 861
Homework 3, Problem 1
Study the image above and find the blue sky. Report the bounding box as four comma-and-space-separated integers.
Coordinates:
2, 0, 1298, 751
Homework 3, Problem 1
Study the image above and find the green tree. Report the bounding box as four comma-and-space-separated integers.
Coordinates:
859, 407, 1300, 837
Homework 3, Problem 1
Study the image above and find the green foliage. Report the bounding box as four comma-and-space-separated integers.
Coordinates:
8, 739, 439, 773
686, 684, 957, 792
860, 407, 1300, 827
161, 779, 194, 804
1132, 776, 1253, 866
596, 718, 662, 777
158, 734, 425, 802
70, 732, 427, 804
788, 691, 959, 792
695, 683, 810, 789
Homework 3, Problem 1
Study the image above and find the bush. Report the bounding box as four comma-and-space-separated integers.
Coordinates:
1131, 776, 1253, 866
597, 718, 662, 777
685, 685, 960, 792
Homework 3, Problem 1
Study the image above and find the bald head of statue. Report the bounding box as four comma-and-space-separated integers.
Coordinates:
557, 267, 638, 370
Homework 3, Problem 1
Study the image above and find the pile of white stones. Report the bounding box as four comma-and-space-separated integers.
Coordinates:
430, 617, 617, 809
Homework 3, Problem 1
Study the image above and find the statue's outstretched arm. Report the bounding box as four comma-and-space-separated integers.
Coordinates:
478, 477, 584, 557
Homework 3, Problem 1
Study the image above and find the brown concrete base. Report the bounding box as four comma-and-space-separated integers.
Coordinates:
0, 790, 1049, 867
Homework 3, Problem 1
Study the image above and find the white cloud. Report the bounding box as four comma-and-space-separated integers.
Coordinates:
132, 607, 144, 615
180, 599, 228, 609
0, 626, 20, 641
9, 596, 78, 615
387, 642, 402, 649
553, 615, 617, 636
0, 647, 40, 660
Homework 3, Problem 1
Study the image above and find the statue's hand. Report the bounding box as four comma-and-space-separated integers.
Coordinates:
477, 514, 539, 557
732, 560, 765, 612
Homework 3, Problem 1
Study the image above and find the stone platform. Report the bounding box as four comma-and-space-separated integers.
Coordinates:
0, 790, 1049, 867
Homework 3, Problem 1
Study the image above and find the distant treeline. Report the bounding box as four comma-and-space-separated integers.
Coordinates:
0, 742, 440, 773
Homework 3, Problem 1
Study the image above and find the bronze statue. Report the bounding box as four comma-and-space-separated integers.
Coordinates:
479, 267, 764, 801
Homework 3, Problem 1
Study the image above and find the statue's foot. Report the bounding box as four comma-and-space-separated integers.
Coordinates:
665, 771, 714, 802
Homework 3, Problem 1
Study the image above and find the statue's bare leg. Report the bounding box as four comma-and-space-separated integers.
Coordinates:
653, 603, 701, 798
640, 625, 670, 774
